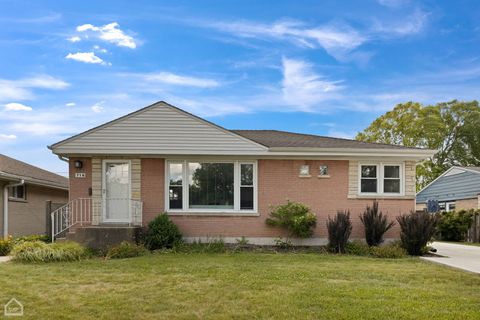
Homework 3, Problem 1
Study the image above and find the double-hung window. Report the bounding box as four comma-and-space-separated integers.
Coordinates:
167, 160, 257, 213
359, 163, 403, 195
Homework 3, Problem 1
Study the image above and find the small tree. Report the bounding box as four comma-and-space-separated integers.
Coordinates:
437, 210, 474, 241
266, 201, 317, 238
360, 201, 395, 246
397, 211, 438, 256
327, 210, 352, 253
144, 213, 183, 250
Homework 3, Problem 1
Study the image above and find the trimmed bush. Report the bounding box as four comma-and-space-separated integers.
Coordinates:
0, 236, 13, 256
144, 213, 183, 250
370, 243, 407, 259
107, 241, 148, 259
327, 210, 352, 253
345, 240, 371, 256
11, 241, 87, 263
360, 201, 395, 246
437, 210, 474, 241
266, 201, 317, 238
14, 234, 50, 243
397, 211, 438, 256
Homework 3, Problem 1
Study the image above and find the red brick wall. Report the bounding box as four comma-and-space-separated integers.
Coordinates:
139, 159, 413, 239
141, 158, 165, 224
69, 158, 92, 201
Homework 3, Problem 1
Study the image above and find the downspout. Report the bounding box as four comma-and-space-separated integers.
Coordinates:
3, 179, 24, 239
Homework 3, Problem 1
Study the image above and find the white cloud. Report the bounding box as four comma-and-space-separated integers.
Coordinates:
67, 36, 81, 42
65, 52, 108, 65
142, 72, 219, 88
91, 101, 104, 113
4, 102, 33, 111
93, 45, 108, 53
281, 57, 343, 110
76, 22, 137, 49
209, 20, 365, 60
0, 134, 17, 141
65, 102, 75, 107
372, 9, 429, 36
0, 75, 69, 102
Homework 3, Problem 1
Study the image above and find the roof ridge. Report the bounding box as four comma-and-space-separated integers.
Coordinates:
231, 129, 422, 150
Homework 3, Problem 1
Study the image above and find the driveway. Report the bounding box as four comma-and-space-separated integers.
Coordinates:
422, 241, 480, 273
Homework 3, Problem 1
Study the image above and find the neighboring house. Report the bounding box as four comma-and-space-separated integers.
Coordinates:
48, 101, 434, 246
416, 166, 480, 212
0, 154, 69, 238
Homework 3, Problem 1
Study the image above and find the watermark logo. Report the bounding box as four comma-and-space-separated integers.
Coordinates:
4, 298, 23, 317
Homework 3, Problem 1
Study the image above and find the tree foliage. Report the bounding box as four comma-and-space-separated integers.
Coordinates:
356, 100, 480, 189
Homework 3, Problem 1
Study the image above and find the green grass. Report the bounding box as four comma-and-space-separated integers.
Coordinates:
0, 253, 479, 319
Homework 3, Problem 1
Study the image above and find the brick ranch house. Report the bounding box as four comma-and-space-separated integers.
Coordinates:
48, 101, 434, 247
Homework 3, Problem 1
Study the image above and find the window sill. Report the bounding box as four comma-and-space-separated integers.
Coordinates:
167, 211, 260, 217
317, 175, 330, 178
349, 194, 414, 200
8, 198, 27, 203
298, 175, 311, 178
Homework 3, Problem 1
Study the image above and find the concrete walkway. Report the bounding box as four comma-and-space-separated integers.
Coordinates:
421, 242, 480, 274
0, 256, 11, 263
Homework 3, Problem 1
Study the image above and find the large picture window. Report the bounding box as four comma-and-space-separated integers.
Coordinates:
166, 160, 257, 213
359, 163, 403, 195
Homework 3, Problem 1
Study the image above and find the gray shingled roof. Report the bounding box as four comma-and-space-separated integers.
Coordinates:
0, 154, 68, 189
231, 130, 422, 150
459, 166, 480, 172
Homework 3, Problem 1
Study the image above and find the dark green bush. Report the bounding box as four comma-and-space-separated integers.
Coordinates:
107, 241, 148, 259
327, 210, 352, 253
11, 241, 87, 263
360, 201, 395, 246
266, 201, 317, 238
144, 213, 183, 250
397, 211, 438, 256
437, 210, 474, 241
370, 243, 407, 259
345, 240, 371, 256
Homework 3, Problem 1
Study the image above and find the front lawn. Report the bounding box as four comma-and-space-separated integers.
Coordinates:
0, 253, 479, 319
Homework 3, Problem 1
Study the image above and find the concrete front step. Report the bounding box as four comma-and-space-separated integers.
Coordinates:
66, 226, 141, 250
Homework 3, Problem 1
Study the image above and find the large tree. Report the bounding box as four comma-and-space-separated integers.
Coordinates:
356, 100, 480, 190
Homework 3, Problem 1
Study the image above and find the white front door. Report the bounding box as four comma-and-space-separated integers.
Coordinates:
103, 160, 131, 223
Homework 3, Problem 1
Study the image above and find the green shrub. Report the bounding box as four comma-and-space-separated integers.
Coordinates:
0, 236, 13, 256
327, 210, 352, 253
11, 241, 87, 263
107, 241, 148, 259
370, 243, 407, 259
345, 240, 371, 256
178, 238, 226, 253
144, 213, 183, 250
274, 237, 293, 250
437, 210, 474, 241
360, 201, 395, 246
14, 234, 50, 243
266, 201, 317, 238
397, 211, 438, 256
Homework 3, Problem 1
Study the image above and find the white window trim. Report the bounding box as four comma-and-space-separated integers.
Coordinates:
165, 160, 258, 215
358, 162, 404, 196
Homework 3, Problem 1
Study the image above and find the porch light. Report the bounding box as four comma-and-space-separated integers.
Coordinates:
74, 160, 83, 169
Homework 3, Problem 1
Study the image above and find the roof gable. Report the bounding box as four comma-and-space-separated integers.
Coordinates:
50, 101, 267, 155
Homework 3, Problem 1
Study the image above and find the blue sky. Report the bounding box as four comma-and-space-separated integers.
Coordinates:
1, 0, 480, 175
